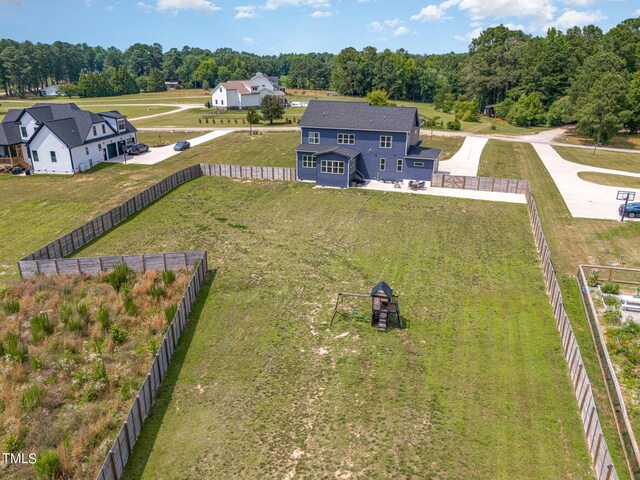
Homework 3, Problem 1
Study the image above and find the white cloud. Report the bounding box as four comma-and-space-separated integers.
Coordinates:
264, 0, 329, 10
243, 37, 255, 44
564, 0, 594, 6
501, 22, 526, 31
454, 26, 483, 42
411, 4, 451, 22
105, 4, 114, 10
369, 21, 384, 31
235, 5, 258, 18
469, 20, 482, 27
393, 26, 410, 36
548, 9, 605, 29
384, 18, 401, 27
155, 0, 221, 13
634, 8, 640, 16
311, 9, 333, 17
136, 1, 153, 12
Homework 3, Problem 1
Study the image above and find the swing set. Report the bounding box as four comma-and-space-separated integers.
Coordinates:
330, 281, 402, 332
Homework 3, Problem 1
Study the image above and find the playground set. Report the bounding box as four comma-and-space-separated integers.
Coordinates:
330, 281, 402, 331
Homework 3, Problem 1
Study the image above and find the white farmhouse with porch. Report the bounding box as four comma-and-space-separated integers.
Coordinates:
210, 72, 285, 110
0, 103, 137, 174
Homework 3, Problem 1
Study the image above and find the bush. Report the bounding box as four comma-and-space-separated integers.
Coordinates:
587, 270, 600, 287
124, 295, 137, 316
30, 313, 53, 342
110, 323, 127, 344
602, 282, 620, 294
20, 385, 45, 411
3, 431, 24, 453
107, 263, 132, 292
34, 449, 61, 480
2, 298, 20, 314
31, 357, 44, 371
164, 303, 178, 324
96, 307, 111, 330
58, 303, 73, 324
91, 362, 108, 383
446, 119, 461, 131
150, 284, 166, 300
506, 93, 545, 127
5, 331, 27, 363
162, 269, 176, 286
494, 98, 515, 119
66, 315, 84, 333
604, 309, 622, 324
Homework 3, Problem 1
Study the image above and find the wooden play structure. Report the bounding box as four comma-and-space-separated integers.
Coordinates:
330, 281, 402, 331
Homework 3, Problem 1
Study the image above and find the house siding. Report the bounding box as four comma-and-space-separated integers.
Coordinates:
297, 151, 318, 181
29, 127, 73, 174
315, 153, 350, 188
402, 158, 436, 181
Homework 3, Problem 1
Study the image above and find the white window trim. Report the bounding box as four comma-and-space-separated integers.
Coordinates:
380, 135, 392, 149
379, 158, 386, 171
50, 151, 57, 163
396, 158, 403, 172
308, 131, 320, 144
337, 133, 355, 145
32, 150, 39, 162
302, 155, 316, 168
320, 160, 345, 175
414, 161, 424, 167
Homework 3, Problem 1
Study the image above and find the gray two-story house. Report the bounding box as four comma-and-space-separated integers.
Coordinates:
296, 101, 441, 188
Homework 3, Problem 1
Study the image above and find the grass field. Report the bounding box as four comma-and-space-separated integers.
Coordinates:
420, 134, 464, 161
578, 172, 640, 189
479, 139, 640, 473
136, 131, 208, 147
65, 177, 593, 479
554, 129, 640, 151
554, 146, 640, 174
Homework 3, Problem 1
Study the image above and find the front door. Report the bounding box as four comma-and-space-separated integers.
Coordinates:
107, 143, 117, 159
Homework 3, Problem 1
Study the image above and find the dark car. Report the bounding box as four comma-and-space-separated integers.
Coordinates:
174, 141, 191, 151
619, 202, 640, 218
125, 143, 149, 155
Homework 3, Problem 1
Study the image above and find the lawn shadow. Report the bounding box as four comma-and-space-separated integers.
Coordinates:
120, 269, 216, 480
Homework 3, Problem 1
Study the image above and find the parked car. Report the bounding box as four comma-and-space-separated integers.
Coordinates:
619, 202, 640, 218
174, 141, 191, 151
125, 143, 149, 155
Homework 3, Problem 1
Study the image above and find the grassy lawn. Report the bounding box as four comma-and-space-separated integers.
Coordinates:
554, 146, 640, 174
420, 134, 464, 160
479, 139, 640, 473
578, 172, 640, 189
0, 131, 298, 283
64, 177, 592, 480
554, 128, 640, 151
136, 131, 209, 147
135, 107, 300, 128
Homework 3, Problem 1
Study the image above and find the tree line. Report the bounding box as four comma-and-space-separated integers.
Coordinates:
0, 16, 638, 142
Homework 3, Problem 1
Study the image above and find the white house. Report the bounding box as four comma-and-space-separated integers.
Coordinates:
40, 85, 60, 96
210, 72, 285, 110
0, 103, 137, 174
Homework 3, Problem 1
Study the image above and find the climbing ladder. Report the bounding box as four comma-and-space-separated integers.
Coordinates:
378, 306, 388, 331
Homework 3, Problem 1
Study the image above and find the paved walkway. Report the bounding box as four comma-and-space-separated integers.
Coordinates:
437, 136, 488, 176
359, 179, 526, 204
531, 143, 640, 220
107, 129, 237, 166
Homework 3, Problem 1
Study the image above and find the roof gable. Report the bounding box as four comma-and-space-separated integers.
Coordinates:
0, 122, 21, 145
371, 281, 393, 298
300, 101, 418, 133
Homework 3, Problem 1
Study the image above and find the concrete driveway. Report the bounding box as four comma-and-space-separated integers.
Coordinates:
532, 143, 640, 220
437, 137, 488, 176
107, 129, 237, 166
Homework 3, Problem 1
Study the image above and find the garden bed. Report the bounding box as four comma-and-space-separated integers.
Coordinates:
0, 266, 191, 479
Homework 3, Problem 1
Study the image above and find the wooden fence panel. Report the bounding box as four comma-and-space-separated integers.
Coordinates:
432, 173, 528, 194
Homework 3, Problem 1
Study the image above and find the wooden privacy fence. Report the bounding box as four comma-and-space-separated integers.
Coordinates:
431, 173, 528, 194
95, 251, 208, 480
199, 163, 296, 181
526, 190, 618, 480
578, 265, 640, 478
17, 163, 296, 275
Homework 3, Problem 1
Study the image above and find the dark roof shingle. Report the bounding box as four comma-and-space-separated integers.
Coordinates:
295, 144, 360, 159
0, 122, 21, 145
406, 145, 442, 160
299, 100, 418, 133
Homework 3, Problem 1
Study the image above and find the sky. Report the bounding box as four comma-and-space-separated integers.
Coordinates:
0, 0, 638, 55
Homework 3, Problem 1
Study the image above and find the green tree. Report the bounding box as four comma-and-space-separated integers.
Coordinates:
193, 58, 217, 89
246, 107, 261, 134
453, 96, 480, 122
366, 89, 395, 106
111, 65, 139, 95
507, 92, 545, 126
576, 72, 631, 144
260, 95, 284, 124
77, 71, 114, 98
56, 84, 78, 97
146, 68, 166, 92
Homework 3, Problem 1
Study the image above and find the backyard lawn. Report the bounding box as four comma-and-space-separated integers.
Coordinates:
420, 134, 464, 161
554, 146, 640, 174
70, 177, 593, 480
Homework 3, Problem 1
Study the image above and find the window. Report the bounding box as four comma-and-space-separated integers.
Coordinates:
92, 125, 97, 136
85, 147, 89, 155
221, 100, 224, 105
414, 162, 424, 167
320, 160, 344, 175
308, 131, 320, 144
50, 151, 57, 163
219, 87, 222, 92
302, 155, 316, 168
20, 126, 27, 137
396, 158, 403, 172
32, 150, 39, 162
215, 99, 218, 105
379, 158, 386, 171
102, 124, 106, 134
117, 119, 126, 131
98, 144, 102, 151
337, 133, 355, 145
380, 135, 392, 149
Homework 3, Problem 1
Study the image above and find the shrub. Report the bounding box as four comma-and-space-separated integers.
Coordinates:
150, 284, 166, 300
603, 295, 621, 309
31, 357, 44, 371
66, 315, 84, 333
602, 282, 620, 294
490, 124, 497, 131
34, 449, 61, 480
124, 295, 137, 316
146, 337, 160, 356
107, 263, 132, 292
604, 309, 622, 323
446, 119, 461, 131
587, 270, 600, 287
118, 380, 137, 401
20, 385, 45, 411
110, 323, 127, 344
164, 303, 178, 324
91, 362, 108, 383
5, 331, 27, 363
90, 338, 105, 354
96, 307, 111, 330
2, 298, 20, 314
30, 313, 53, 342
162, 269, 176, 286
3, 432, 24, 453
